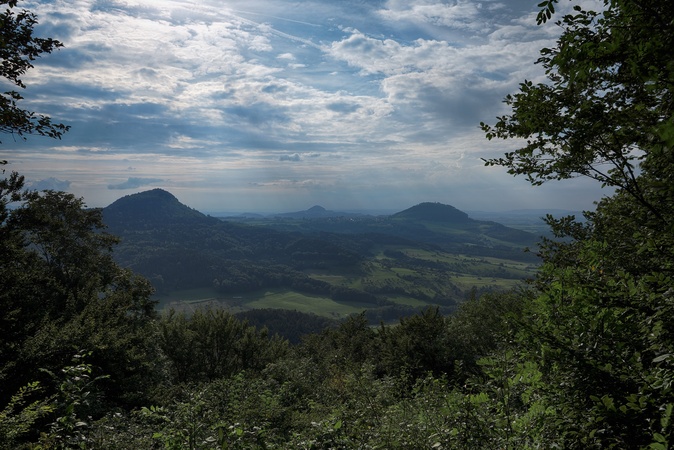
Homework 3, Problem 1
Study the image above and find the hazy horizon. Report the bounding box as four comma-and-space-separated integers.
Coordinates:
104, 187, 582, 218
201, 203, 584, 217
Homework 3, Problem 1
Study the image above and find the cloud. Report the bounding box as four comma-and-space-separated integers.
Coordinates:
250, 178, 329, 189
327, 102, 360, 114
107, 177, 164, 190
249, 34, 273, 51
280, 153, 301, 162
278, 152, 321, 162
226, 103, 290, 127
28, 177, 71, 191
8, 0, 601, 213
377, 0, 490, 32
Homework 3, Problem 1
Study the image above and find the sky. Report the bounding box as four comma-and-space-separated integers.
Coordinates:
2, 0, 608, 214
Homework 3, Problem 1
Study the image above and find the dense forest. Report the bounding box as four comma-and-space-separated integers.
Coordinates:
2, 0, 674, 448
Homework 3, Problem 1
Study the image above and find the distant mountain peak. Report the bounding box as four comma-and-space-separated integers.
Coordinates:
105, 188, 181, 208
392, 202, 471, 223
142, 188, 178, 199
276, 204, 342, 218
103, 189, 214, 229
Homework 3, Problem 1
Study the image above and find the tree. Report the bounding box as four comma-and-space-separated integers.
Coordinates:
377, 307, 455, 381
0, 185, 160, 411
158, 308, 288, 384
479, 0, 674, 446
8, 190, 121, 315
0, 0, 69, 151
481, 0, 674, 224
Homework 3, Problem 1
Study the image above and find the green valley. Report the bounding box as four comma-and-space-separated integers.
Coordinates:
102, 191, 539, 324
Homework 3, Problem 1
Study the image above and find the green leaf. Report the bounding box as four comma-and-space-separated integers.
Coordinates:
653, 354, 671, 363
653, 433, 667, 443
661, 404, 673, 430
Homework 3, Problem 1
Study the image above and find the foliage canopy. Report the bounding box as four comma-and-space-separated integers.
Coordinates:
481, 0, 674, 223
480, 0, 674, 446
0, 0, 68, 151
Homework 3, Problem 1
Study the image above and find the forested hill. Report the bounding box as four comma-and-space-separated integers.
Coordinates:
390, 202, 536, 246
103, 189, 296, 255
103, 188, 219, 230
274, 204, 362, 219
392, 202, 472, 223
101, 189, 375, 298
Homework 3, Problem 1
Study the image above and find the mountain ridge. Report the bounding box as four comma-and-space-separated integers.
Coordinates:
274, 204, 364, 219
102, 189, 538, 250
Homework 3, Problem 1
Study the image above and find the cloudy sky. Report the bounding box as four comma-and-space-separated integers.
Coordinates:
3, 0, 606, 214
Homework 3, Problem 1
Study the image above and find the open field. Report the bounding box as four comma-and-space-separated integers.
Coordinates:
153, 287, 222, 310
155, 287, 367, 318
244, 289, 366, 318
